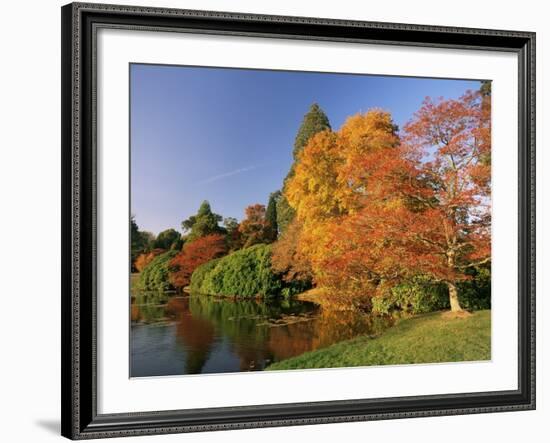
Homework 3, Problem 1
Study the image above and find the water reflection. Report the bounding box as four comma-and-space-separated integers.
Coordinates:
130, 293, 392, 377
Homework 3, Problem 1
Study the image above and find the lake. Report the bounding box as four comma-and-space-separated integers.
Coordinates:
130, 292, 393, 377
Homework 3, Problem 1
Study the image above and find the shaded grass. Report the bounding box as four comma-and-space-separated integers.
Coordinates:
266, 310, 491, 371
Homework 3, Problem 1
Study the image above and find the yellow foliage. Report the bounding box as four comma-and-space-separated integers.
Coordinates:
285, 130, 341, 222
282, 110, 400, 286
286, 110, 398, 223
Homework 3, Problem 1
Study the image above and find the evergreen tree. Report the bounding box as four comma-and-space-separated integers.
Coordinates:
181, 200, 225, 242
130, 215, 143, 269
223, 217, 239, 235
276, 197, 295, 235
130, 215, 154, 270
266, 190, 281, 240
278, 103, 331, 233
153, 228, 181, 250
223, 217, 242, 251
292, 103, 331, 160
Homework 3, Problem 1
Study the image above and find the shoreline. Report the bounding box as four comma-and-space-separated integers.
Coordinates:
266, 310, 491, 371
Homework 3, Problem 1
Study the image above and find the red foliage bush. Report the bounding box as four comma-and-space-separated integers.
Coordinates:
168, 234, 228, 290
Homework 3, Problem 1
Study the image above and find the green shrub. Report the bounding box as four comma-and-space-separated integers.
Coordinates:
199, 244, 280, 297
136, 250, 178, 292
372, 267, 491, 314
190, 244, 307, 298
280, 280, 311, 299
189, 258, 221, 293
372, 277, 448, 315
457, 266, 491, 310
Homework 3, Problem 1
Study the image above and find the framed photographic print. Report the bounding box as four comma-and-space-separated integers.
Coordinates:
61, 2, 536, 439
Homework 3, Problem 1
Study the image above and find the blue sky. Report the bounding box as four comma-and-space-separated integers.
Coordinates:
130, 64, 481, 235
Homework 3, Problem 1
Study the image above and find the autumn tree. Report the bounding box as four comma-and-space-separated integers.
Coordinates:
285, 129, 343, 222
277, 103, 331, 234
168, 234, 228, 290
284, 110, 400, 308
182, 201, 226, 242
223, 217, 242, 251
303, 93, 490, 312
238, 204, 274, 248
271, 218, 312, 283
398, 90, 491, 311
135, 248, 165, 272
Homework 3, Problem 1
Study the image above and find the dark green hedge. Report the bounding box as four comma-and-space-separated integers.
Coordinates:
190, 244, 306, 298
202, 244, 280, 297
136, 250, 178, 292
457, 266, 491, 311
189, 258, 221, 293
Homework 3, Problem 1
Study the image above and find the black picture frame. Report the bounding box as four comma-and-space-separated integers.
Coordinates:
61, 2, 536, 439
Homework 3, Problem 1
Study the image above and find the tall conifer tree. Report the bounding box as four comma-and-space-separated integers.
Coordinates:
277, 103, 331, 233
266, 190, 281, 240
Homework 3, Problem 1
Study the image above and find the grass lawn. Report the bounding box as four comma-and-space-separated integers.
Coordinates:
267, 310, 491, 371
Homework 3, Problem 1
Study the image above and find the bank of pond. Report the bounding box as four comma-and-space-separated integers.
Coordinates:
267, 310, 491, 371
130, 289, 491, 376
130, 292, 395, 376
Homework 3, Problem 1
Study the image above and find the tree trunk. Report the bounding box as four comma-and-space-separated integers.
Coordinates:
447, 281, 463, 312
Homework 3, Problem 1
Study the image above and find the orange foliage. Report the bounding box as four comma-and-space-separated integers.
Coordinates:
168, 234, 228, 290
134, 248, 165, 272
283, 111, 401, 304
238, 204, 275, 248
271, 218, 312, 282
283, 93, 491, 311
286, 111, 399, 221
